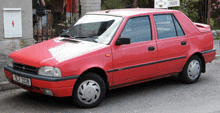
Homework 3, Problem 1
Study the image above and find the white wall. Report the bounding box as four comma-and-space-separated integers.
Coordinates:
80, 0, 101, 16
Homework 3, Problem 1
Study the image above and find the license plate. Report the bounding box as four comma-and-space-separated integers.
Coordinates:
12, 74, 31, 87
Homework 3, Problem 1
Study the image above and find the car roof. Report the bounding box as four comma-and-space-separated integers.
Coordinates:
87, 8, 178, 17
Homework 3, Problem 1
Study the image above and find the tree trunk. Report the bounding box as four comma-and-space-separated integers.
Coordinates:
133, 0, 138, 8
207, 0, 211, 25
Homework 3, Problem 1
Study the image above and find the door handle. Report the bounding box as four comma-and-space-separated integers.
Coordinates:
181, 41, 187, 46
148, 46, 155, 51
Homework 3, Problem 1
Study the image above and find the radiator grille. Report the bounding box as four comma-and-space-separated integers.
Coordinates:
13, 63, 38, 74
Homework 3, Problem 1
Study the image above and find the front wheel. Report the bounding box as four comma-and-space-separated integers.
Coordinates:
179, 56, 202, 84
72, 72, 106, 108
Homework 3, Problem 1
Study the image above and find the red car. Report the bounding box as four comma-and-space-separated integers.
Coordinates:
4, 8, 216, 108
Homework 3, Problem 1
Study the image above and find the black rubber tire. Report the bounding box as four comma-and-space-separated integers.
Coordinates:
179, 55, 202, 84
72, 72, 106, 108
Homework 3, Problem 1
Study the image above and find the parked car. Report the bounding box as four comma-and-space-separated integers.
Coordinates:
4, 8, 216, 108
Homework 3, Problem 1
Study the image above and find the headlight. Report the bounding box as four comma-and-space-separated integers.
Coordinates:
38, 66, 62, 77
7, 57, 14, 68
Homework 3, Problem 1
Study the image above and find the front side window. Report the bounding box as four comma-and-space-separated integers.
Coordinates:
120, 16, 152, 43
154, 14, 185, 39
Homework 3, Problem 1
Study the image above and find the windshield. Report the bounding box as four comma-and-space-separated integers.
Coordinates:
61, 15, 123, 44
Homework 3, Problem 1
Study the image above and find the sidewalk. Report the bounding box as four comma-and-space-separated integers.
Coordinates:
214, 39, 220, 59
0, 39, 220, 91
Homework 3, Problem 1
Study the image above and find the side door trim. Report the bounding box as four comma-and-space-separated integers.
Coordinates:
107, 55, 186, 73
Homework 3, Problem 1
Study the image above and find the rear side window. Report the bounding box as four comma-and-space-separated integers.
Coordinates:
154, 14, 185, 39
120, 16, 152, 43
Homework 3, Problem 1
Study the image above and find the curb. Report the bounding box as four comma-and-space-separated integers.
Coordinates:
215, 54, 220, 60
0, 81, 19, 91
1, 54, 220, 91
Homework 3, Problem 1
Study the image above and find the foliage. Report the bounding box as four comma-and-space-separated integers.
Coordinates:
138, 0, 154, 8
101, 0, 201, 22
101, 0, 126, 10
215, 32, 220, 39
45, 0, 52, 9
172, 1, 200, 22
211, 0, 220, 28
210, 18, 215, 27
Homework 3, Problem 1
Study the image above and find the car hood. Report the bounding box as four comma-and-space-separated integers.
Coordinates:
10, 37, 108, 67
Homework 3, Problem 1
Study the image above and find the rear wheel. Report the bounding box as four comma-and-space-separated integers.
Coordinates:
179, 55, 202, 84
72, 72, 106, 108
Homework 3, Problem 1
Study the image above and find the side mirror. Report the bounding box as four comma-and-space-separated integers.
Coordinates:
115, 37, 130, 46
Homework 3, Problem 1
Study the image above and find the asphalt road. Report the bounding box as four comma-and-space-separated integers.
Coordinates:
0, 59, 220, 113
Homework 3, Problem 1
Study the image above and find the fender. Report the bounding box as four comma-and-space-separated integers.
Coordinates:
78, 66, 113, 87
182, 38, 208, 73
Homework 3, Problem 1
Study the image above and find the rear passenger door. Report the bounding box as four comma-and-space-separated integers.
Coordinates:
153, 14, 189, 75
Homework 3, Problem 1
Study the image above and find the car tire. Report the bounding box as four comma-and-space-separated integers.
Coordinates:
72, 72, 106, 108
179, 55, 202, 84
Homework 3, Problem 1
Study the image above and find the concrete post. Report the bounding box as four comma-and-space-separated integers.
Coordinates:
80, 0, 101, 16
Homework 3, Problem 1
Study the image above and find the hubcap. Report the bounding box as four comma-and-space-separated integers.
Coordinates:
77, 80, 101, 104
187, 60, 200, 80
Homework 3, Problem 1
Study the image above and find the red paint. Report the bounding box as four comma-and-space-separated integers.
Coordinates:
4, 8, 216, 97
12, 21, 14, 27
74, 0, 77, 13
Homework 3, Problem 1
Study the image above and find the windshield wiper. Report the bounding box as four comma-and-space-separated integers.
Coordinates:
88, 34, 99, 38
74, 36, 88, 38
61, 35, 88, 39
60, 38, 80, 43
60, 34, 73, 38
92, 39, 98, 43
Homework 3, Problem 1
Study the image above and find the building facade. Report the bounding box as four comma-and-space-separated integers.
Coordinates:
0, 0, 34, 83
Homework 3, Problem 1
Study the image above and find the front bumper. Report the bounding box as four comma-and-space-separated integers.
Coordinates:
4, 66, 79, 97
